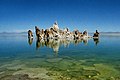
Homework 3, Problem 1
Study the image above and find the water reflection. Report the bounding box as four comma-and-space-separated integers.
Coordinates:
82, 39, 88, 45
32, 38, 99, 53
93, 38, 99, 46
36, 39, 60, 53
27, 37, 99, 53
28, 38, 33, 45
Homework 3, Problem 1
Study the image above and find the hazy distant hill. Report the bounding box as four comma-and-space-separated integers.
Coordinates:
0, 32, 28, 37
100, 32, 120, 36
100, 32, 120, 33
0, 31, 28, 34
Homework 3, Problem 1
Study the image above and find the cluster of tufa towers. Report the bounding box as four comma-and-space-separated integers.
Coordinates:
28, 21, 99, 40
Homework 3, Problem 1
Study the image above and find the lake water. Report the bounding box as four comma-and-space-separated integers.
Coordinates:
0, 33, 120, 80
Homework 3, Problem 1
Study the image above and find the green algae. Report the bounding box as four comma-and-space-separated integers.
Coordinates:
94, 63, 120, 79
6, 64, 25, 71
38, 59, 99, 79
13, 68, 53, 80
0, 74, 41, 80
46, 58, 63, 63
83, 66, 95, 70
0, 69, 15, 79
43, 59, 120, 80
0, 56, 120, 80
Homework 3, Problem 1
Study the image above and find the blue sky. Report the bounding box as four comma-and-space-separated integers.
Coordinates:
0, 0, 120, 32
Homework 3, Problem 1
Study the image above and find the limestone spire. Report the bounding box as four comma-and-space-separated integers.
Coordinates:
53, 21, 59, 31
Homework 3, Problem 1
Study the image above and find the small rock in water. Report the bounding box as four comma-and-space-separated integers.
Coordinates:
88, 75, 91, 78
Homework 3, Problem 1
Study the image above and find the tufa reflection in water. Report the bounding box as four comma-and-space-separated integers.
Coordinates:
28, 38, 99, 53
93, 38, 99, 46
28, 38, 33, 45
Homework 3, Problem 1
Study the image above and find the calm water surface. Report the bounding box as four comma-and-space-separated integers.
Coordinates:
0, 33, 120, 80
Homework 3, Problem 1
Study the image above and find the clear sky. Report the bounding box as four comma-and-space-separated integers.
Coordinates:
0, 0, 120, 32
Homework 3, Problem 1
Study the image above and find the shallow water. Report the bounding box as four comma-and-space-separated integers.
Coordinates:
0, 33, 120, 80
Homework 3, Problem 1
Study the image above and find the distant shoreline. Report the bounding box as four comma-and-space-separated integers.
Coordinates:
0, 32, 120, 34
0, 32, 120, 36
100, 32, 120, 35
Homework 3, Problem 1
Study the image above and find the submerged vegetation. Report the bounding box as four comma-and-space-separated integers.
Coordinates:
0, 56, 120, 80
